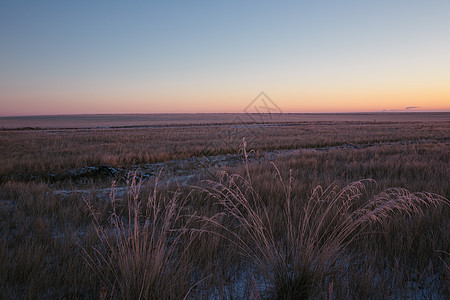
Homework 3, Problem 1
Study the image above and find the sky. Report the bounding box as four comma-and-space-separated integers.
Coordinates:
1, 1, 449, 116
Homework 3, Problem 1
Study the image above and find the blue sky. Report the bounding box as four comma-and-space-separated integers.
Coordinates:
1, 1, 449, 115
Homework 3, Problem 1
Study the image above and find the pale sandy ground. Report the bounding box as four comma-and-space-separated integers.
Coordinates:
0, 112, 449, 129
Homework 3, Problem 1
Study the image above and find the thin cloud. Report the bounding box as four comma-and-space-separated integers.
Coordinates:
382, 106, 421, 112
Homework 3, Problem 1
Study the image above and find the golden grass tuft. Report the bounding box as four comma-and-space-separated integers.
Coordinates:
200, 140, 450, 298
82, 172, 196, 300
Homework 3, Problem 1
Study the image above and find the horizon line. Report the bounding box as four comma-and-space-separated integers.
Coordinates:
1, 110, 450, 118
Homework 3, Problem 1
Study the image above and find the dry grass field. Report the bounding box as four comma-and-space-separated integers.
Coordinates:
0, 112, 449, 299
1, 112, 448, 129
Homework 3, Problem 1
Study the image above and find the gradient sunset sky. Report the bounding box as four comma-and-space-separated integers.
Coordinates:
1, 1, 449, 116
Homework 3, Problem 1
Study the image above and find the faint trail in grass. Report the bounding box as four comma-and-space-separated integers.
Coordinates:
51, 138, 449, 197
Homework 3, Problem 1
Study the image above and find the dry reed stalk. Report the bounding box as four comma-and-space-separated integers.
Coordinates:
200, 139, 449, 299
82, 171, 196, 300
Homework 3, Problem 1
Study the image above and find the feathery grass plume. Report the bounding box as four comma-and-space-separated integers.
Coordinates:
201, 138, 449, 299
82, 171, 195, 300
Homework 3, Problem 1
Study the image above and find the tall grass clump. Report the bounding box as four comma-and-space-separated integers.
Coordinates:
83, 173, 195, 300
202, 139, 449, 299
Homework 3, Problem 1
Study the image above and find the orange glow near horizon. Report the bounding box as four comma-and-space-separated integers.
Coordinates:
1, 87, 449, 116
3, 62, 449, 116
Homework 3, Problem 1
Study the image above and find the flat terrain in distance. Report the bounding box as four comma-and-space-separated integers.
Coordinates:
1, 112, 448, 129
1, 112, 449, 188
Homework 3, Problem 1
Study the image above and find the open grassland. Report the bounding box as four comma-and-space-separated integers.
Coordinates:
0, 113, 448, 183
1, 112, 448, 129
0, 113, 449, 298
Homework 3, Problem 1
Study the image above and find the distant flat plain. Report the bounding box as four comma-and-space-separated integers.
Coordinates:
0, 112, 448, 129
